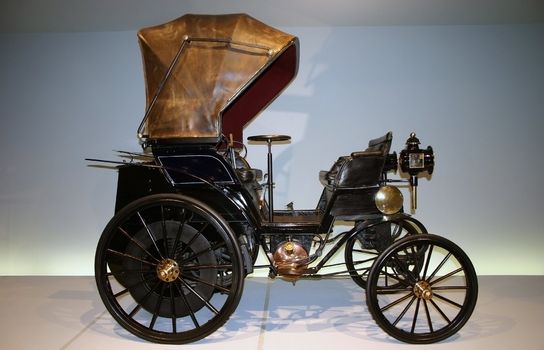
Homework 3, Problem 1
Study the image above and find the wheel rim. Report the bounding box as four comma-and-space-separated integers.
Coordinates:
345, 219, 424, 289
366, 235, 478, 344
95, 194, 244, 344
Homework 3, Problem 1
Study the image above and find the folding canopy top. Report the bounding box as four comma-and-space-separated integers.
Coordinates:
137, 13, 299, 145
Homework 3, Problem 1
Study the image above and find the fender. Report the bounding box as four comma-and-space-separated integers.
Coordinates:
348, 213, 428, 241
115, 162, 261, 229
114, 163, 260, 274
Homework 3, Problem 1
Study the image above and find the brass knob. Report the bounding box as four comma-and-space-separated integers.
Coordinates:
284, 242, 294, 254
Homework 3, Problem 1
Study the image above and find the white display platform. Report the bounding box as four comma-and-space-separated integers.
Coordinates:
0, 276, 542, 349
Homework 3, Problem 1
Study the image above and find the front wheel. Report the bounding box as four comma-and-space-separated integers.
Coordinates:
95, 194, 245, 344
366, 234, 478, 344
345, 218, 426, 289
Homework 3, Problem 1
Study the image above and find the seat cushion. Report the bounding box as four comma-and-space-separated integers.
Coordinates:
319, 156, 350, 186
237, 168, 263, 182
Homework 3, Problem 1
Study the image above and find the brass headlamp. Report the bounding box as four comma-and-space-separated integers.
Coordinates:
375, 185, 404, 215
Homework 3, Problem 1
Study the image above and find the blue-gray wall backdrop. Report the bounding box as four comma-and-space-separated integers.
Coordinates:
1, 23, 543, 275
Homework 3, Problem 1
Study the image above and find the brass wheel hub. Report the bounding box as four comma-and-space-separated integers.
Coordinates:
156, 258, 180, 283
413, 281, 433, 300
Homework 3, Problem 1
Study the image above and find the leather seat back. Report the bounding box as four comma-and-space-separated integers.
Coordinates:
320, 132, 392, 188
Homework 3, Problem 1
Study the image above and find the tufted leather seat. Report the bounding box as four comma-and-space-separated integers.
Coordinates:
319, 132, 392, 188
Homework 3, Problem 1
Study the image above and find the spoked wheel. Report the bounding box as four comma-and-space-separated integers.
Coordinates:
345, 218, 426, 289
366, 234, 478, 344
95, 194, 245, 344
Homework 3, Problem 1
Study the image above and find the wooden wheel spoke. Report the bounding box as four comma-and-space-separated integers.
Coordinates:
376, 286, 413, 293
179, 278, 219, 315
114, 288, 130, 298
168, 284, 177, 333
128, 304, 143, 318
427, 252, 452, 281
380, 268, 412, 288
411, 298, 421, 334
160, 205, 169, 258
176, 223, 208, 260
430, 267, 464, 286
113, 272, 156, 298
429, 299, 452, 324
170, 209, 187, 259
433, 293, 463, 309
380, 292, 414, 312
391, 255, 418, 283
392, 296, 416, 326
174, 282, 200, 328
423, 300, 434, 333
432, 285, 468, 291
149, 283, 167, 329
384, 272, 411, 288
106, 249, 157, 267
117, 227, 161, 263
180, 241, 226, 265
128, 280, 161, 317
421, 244, 434, 280
137, 211, 164, 259
107, 266, 154, 276
180, 273, 230, 294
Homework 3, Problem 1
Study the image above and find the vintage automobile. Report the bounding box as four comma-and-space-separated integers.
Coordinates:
89, 14, 478, 345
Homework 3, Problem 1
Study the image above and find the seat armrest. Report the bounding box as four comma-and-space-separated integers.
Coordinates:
351, 150, 383, 158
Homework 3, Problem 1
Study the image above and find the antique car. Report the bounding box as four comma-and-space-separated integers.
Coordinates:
89, 14, 478, 345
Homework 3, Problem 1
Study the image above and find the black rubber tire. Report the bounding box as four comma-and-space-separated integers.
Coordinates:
345, 218, 426, 289
366, 234, 478, 344
95, 194, 245, 344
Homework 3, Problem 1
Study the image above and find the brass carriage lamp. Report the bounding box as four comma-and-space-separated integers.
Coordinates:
399, 133, 435, 210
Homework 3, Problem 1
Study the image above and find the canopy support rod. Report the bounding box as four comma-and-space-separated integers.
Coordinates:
137, 37, 189, 139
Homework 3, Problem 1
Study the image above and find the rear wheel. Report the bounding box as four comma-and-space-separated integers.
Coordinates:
95, 194, 244, 344
345, 218, 426, 289
366, 234, 478, 344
